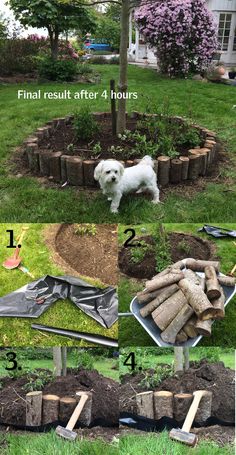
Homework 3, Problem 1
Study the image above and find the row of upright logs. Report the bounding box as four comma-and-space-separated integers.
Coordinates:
26, 391, 92, 427
137, 259, 236, 345
136, 390, 212, 425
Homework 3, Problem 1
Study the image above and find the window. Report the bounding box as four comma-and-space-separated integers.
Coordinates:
233, 26, 236, 51
218, 13, 232, 51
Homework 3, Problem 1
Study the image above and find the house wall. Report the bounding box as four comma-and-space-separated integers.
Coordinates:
207, 0, 236, 11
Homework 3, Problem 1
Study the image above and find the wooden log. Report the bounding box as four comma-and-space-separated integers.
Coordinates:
205, 266, 221, 301
218, 275, 236, 287
42, 394, 60, 424
140, 284, 179, 318
152, 290, 188, 331
185, 259, 220, 273
136, 288, 165, 305
173, 393, 193, 422
160, 303, 194, 344
157, 156, 170, 186
179, 156, 189, 180
176, 329, 188, 343
76, 391, 93, 426
170, 159, 182, 184
187, 154, 201, 180
59, 397, 77, 422
153, 391, 173, 419
193, 150, 208, 176
83, 160, 96, 186
147, 266, 182, 283
195, 391, 212, 424
195, 318, 212, 336
200, 277, 206, 291
179, 278, 215, 320
39, 151, 52, 176
183, 316, 198, 338
50, 152, 62, 182
26, 391, 42, 426
136, 391, 154, 419
145, 271, 184, 293
184, 269, 201, 285
66, 157, 84, 186
204, 141, 216, 162
27, 148, 40, 173
211, 286, 225, 319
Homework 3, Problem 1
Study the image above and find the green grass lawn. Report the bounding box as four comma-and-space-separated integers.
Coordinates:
0, 432, 118, 455
118, 223, 236, 347
0, 65, 236, 223
120, 432, 234, 455
0, 223, 118, 346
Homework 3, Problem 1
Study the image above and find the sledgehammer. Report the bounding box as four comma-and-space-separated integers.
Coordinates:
169, 390, 208, 446
56, 392, 88, 441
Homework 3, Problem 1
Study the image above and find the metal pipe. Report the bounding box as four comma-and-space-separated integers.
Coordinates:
31, 324, 118, 347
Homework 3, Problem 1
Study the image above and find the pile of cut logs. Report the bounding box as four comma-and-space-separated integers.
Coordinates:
25, 391, 92, 427
137, 259, 236, 344
136, 389, 212, 424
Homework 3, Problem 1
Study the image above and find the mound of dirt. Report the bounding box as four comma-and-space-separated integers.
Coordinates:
120, 361, 234, 423
0, 369, 119, 427
119, 233, 216, 279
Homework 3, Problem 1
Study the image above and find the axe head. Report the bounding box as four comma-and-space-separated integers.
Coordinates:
169, 428, 198, 446
55, 425, 77, 441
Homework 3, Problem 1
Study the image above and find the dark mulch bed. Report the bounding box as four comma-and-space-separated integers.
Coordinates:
119, 360, 235, 423
40, 117, 203, 160
119, 232, 217, 279
45, 224, 118, 286
0, 368, 119, 427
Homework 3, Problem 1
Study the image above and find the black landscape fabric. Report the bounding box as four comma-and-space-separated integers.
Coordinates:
0, 275, 118, 328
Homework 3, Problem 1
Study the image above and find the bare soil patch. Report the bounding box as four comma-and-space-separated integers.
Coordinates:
119, 233, 217, 279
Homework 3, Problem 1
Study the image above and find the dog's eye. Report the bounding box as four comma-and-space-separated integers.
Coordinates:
114, 170, 118, 174
106, 170, 111, 174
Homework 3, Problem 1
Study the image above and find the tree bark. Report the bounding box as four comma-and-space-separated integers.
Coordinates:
183, 346, 189, 370
145, 271, 184, 293
195, 391, 212, 424
174, 347, 183, 372
186, 259, 220, 273
42, 394, 60, 424
61, 347, 67, 377
152, 290, 188, 331
176, 330, 188, 343
140, 284, 179, 318
218, 275, 236, 287
117, 0, 130, 133
160, 303, 194, 344
173, 393, 193, 422
184, 269, 201, 285
183, 316, 198, 338
204, 266, 221, 301
26, 391, 42, 426
59, 397, 77, 422
195, 318, 212, 336
179, 278, 215, 320
53, 347, 62, 376
136, 391, 154, 419
179, 156, 189, 180
153, 391, 173, 419
211, 286, 225, 319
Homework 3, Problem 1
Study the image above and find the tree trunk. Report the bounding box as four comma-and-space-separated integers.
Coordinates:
59, 397, 77, 422
53, 347, 62, 376
61, 347, 67, 377
183, 347, 189, 370
48, 27, 59, 60
174, 347, 183, 372
178, 278, 215, 320
173, 393, 193, 422
117, 0, 130, 133
42, 394, 60, 424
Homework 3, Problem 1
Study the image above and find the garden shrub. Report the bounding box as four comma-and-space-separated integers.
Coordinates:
0, 38, 40, 75
76, 351, 94, 370
135, 0, 218, 77
38, 57, 78, 81
90, 55, 107, 64
109, 56, 120, 65
73, 107, 99, 141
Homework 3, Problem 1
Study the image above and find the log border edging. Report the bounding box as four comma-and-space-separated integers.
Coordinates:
23, 112, 222, 187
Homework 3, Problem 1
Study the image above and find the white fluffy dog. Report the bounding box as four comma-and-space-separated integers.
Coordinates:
94, 155, 160, 213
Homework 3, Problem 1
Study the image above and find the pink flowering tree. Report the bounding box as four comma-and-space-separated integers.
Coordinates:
135, 0, 218, 77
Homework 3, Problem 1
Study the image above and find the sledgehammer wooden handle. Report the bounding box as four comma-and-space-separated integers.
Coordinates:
182, 390, 206, 432
66, 392, 88, 431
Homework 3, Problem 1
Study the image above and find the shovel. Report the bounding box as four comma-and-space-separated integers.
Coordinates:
3, 227, 29, 270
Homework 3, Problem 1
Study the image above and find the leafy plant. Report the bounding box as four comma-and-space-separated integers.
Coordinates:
73, 108, 99, 141
130, 240, 151, 264
92, 142, 102, 157
108, 145, 125, 156
177, 239, 191, 255
23, 370, 54, 393
66, 143, 75, 155
139, 364, 173, 388
38, 57, 78, 81
74, 224, 97, 236
153, 224, 172, 273
76, 351, 94, 370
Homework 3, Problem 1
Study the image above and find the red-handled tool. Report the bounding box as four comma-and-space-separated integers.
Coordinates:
2, 227, 29, 270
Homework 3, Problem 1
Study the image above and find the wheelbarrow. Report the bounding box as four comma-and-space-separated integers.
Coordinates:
119, 271, 236, 347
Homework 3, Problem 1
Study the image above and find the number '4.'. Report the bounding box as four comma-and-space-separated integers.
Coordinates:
123, 352, 137, 371
101, 90, 108, 99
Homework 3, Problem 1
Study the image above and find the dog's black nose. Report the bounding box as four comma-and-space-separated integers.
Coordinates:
112, 177, 116, 182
